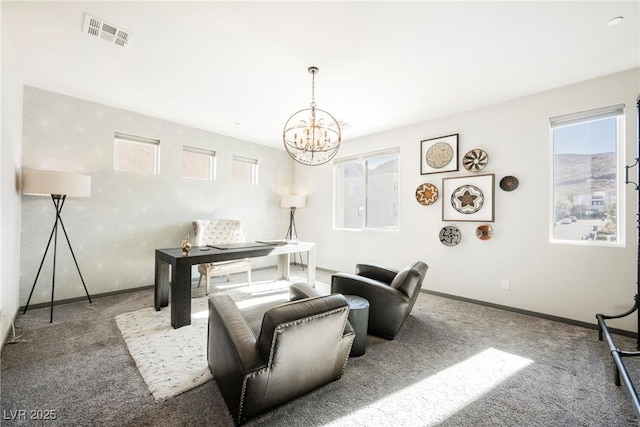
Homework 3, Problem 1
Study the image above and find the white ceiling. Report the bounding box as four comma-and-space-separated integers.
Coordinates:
3, 1, 639, 149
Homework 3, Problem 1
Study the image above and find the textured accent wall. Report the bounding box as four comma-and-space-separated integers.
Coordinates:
21, 86, 293, 305
1, 10, 24, 348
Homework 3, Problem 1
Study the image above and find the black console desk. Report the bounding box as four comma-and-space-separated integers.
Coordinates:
154, 242, 316, 328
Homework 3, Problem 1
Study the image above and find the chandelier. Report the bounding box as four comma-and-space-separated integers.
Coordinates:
283, 66, 342, 166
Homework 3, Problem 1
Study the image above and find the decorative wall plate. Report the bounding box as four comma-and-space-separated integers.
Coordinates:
415, 183, 438, 206
451, 185, 484, 214
439, 225, 461, 246
426, 142, 454, 169
499, 175, 519, 192
463, 149, 489, 172
476, 224, 493, 240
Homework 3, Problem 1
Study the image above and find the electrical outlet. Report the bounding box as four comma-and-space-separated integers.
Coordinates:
501, 279, 510, 290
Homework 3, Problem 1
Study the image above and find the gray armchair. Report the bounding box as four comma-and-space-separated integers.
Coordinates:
207, 283, 355, 425
331, 261, 428, 340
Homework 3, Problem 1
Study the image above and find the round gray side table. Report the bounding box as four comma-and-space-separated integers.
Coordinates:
344, 295, 369, 357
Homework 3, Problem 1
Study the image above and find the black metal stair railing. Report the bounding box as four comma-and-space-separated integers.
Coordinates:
596, 97, 640, 418
597, 307, 640, 418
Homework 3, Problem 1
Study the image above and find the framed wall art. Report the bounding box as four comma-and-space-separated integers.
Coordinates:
442, 173, 495, 222
420, 133, 458, 175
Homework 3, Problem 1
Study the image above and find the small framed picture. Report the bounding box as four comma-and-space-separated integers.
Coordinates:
420, 134, 459, 175
442, 174, 495, 222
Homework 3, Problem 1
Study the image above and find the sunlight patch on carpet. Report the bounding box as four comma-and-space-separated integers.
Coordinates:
333, 348, 533, 425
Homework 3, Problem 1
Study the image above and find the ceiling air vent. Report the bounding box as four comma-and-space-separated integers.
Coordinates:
83, 13, 133, 48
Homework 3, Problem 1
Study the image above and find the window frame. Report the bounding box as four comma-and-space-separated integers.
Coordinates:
182, 146, 216, 181
549, 104, 625, 247
113, 132, 160, 175
232, 155, 259, 185
333, 147, 400, 232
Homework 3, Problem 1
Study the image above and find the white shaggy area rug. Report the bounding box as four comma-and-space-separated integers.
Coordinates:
115, 279, 319, 401
115, 296, 213, 401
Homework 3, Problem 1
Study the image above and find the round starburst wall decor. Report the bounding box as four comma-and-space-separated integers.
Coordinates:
451, 185, 484, 214
415, 183, 438, 206
425, 142, 454, 169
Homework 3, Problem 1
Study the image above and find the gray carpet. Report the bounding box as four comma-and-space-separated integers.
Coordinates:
2, 267, 639, 426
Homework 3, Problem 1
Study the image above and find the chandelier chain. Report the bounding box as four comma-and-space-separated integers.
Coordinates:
310, 69, 316, 109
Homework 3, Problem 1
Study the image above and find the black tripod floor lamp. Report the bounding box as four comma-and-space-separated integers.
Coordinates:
281, 194, 306, 266
22, 169, 92, 323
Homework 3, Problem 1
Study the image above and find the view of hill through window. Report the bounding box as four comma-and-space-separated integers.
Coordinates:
552, 114, 620, 244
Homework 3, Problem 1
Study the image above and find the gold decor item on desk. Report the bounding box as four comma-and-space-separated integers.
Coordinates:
181, 234, 192, 255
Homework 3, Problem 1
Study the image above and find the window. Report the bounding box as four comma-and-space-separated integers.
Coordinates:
114, 132, 159, 174
182, 146, 216, 180
334, 148, 399, 231
550, 105, 624, 245
232, 155, 258, 185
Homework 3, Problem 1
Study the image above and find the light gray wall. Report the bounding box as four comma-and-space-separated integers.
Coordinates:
1, 8, 24, 349
20, 86, 294, 306
295, 69, 640, 332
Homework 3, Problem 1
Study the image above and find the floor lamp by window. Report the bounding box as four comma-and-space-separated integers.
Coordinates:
281, 194, 306, 267
22, 169, 92, 323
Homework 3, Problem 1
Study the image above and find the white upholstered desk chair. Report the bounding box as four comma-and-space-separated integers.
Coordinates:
192, 219, 252, 294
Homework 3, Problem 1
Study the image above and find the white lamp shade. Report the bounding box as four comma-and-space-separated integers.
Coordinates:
280, 194, 306, 208
22, 169, 91, 197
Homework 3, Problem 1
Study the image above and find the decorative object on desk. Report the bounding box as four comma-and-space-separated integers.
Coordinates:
283, 66, 341, 166
499, 175, 519, 192
442, 174, 495, 222
281, 194, 306, 267
476, 224, 494, 240
420, 133, 458, 175
439, 225, 461, 246
21, 169, 92, 323
415, 183, 438, 206
181, 234, 191, 255
462, 148, 489, 172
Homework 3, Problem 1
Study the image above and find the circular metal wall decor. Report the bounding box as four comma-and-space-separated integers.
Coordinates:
439, 225, 461, 246
476, 224, 494, 240
499, 175, 519, 192
451, 185, 484, 214
462, 148, 489, 172
425, 142, 454, 169
415, 183, 438, 206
